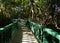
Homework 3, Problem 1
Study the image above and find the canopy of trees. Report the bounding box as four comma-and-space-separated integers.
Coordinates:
0, 0, 60, 30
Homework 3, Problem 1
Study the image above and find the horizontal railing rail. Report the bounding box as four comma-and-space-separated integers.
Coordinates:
19, 19, 60, 43
0, 19, 18, 43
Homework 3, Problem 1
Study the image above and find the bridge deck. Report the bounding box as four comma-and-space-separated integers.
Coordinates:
9, 22, 38, 43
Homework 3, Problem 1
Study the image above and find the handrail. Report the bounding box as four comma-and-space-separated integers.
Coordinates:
0, 20, 18, 43
19, 19, 60, 43
43, 28, 60, 43
0, 21, 17, 31
44, 28, 60, 40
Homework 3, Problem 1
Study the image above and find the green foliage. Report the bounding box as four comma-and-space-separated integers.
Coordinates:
0, 0, 59, 28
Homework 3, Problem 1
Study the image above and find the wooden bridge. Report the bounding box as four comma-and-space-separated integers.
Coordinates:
0, 19, 60, 43
9, 21, 38, 43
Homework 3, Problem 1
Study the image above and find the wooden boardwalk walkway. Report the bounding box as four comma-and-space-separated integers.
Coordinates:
9, 22, 38, 43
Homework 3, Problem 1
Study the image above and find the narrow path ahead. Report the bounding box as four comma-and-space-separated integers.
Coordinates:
9, 22, 38, 43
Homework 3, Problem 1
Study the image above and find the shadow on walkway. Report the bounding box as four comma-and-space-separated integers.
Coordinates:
9, 22, 23, 43
9, 22, 38, 43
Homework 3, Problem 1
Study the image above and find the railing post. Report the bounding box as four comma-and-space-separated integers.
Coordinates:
43, 28, 60, 43
20, 19, 60, 43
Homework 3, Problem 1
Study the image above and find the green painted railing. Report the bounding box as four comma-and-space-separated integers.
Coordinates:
43, 28, 60, 43
0, 20, 18, 43
19, 19, 60, 43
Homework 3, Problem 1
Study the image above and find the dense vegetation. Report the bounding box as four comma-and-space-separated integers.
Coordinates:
0, 0, 60, 31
